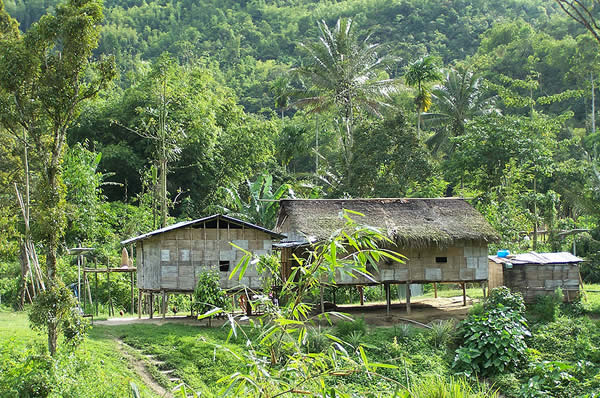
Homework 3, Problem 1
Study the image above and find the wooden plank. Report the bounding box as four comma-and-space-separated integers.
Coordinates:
385, 283, 390, 315
406, 283, 411, 315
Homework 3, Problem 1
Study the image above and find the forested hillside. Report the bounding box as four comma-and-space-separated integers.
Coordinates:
1, 0, 598, 262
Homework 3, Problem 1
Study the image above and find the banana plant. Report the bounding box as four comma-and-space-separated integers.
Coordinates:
218, 173, 294, 229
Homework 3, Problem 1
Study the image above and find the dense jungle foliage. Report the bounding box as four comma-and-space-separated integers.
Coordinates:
1, 0, 599, 296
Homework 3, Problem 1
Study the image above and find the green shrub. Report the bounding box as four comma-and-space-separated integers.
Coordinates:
519, 360, 579, 398
347, 330, 364, 349
28, 281, 89, 351
334, 317, 366, 338
428, 319, 456, 348
193, 271, 227, 319
454, 288, 530, 377
484, 286, 525, 314
306, 328, 330, 353
394, 323, 415, 340
469, 302, 485, 316
529, 316, 600, 363
530, 289, 563, 323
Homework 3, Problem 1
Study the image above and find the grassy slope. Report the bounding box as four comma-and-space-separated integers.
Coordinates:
91, 322, 245, 392
0, 310, 157, 397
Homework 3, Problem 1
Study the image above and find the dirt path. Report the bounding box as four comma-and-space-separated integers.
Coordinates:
115, 338, 173, 398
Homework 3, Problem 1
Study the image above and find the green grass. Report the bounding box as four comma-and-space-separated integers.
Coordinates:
0, 310, 158, 397
91, 321, 246, 393
417, 285, 485, 300
582, 284, 600, 315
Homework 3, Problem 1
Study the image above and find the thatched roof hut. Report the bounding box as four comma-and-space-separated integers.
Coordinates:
275, 198, 498, 247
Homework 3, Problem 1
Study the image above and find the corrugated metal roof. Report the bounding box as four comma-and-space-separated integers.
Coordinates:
489, 251, 582, 265
120, 214, 286, 245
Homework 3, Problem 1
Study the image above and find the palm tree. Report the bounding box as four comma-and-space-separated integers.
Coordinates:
271, 75, 291, 120
293, 18, 397, 183
404, 56, 442, 137
424, 67, 498, 155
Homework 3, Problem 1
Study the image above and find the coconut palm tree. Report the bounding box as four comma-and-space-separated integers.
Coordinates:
293, 18, 397, 184
404, 55, 442, 137
424, 67, 498, 155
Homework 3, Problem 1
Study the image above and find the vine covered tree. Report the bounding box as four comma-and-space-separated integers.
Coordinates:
0, 0, 115, 355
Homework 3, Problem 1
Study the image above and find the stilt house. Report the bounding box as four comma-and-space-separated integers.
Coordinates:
121, 214, 285, 294
274, 198, 499, 287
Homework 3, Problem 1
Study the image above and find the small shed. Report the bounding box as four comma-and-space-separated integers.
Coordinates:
488, 252, 583, 302
274, 198, 499, 311
121, 214, 285, 316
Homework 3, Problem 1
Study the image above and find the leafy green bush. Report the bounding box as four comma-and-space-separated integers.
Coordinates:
454, 288, 530, 377
530, 288, 563, 323
334, 317, 366, 338
529, 316, 600, 363
28, 281, 89, 351
484, 286, 525, 314
0, 343, 54, 398
193, 271, 227, 321
519, 360, 579, 398
469, 302, 485, 316
0, 261, 20, 309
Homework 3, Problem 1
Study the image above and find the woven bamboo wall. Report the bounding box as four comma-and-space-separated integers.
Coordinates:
329, 239, 489, 284
503, 263, 580, 303
137, 223, 273, 291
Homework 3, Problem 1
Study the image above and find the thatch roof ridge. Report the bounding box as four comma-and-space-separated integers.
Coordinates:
276, 198, 499, 247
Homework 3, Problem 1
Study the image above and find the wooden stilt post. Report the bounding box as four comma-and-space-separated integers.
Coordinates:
82, 271, 86, 312
245, 293, 252, 316
107, 270, 113, 317
385, 283, 391, 315
130, 272, 134, 315
462, 283, 467, 306
191, 294, 194, 317
358, 286, 364, 306
481, 281, 487, 298
434, 282, 438, 299
406, 283, 411, 315
162, 290, 167, 319
86, 275, 92, 312
149, 292, 154, 319
138, 290, 142, 319
95, 270, 99, 316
